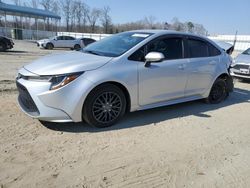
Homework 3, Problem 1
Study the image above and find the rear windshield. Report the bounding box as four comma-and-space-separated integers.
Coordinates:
242, 48, 250, 55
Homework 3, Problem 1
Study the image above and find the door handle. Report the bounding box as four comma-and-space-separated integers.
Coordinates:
178, 64, 186, 70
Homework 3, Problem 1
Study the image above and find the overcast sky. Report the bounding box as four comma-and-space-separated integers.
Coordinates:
3, 0, 250, 35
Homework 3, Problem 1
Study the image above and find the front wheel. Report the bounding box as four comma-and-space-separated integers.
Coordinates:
0, 42, 7, 52
205, 78, 228, 104
46, 43, 54, 50
83, 84, 126, 128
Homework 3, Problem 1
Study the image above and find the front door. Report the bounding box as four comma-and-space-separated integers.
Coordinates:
138, 37, 188, 106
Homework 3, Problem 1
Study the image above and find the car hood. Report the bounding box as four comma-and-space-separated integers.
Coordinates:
235, 54, 250, 64
37, 39, 50, 43
24, 51, 113, 75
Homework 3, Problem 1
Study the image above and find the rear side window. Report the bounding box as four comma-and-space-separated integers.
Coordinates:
83, 38, 96, 46
208, 43, 221, 56
187, 39, 209, 58
65, 36, 75, 40
147, 37, 183, 60
57, 36, 64, 40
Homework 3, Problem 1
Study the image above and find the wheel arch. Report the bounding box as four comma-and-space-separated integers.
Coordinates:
83, 81, 131, 113
46, 42, 54, 48
0, 41, 7, 51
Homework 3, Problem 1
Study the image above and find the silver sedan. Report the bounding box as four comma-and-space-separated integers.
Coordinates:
230, 48, 250, 80
16, 30, 233, 128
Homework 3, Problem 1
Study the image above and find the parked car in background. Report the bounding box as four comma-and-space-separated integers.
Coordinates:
79, 38, 96, 48
17, 30, 233, 128
37, 36, 82, 50
230, 48, 250, 80
0, 35, 14, 52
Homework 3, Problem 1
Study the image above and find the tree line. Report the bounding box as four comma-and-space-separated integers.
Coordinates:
0, 0, 207, 35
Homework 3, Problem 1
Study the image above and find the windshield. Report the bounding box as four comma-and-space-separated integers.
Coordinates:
49, 36, 56, 40
83, 32, 152, 57
242, 48, 250, 55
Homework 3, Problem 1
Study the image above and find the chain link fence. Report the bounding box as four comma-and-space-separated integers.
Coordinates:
0, 27, 57, 40
208, 35, 250, 52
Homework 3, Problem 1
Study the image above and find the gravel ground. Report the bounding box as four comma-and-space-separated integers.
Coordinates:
0, 40, 250, 188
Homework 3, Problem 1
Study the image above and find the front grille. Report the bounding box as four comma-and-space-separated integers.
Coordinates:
16, 81, 39, 116
232, 64, 250, 70
234, 72, 250, 76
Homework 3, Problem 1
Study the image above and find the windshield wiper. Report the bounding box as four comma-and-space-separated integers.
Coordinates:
83, 50, 101, 56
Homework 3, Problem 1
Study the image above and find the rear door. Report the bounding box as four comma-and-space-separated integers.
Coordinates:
184, 37, 221, 97
65, 36, 76, 48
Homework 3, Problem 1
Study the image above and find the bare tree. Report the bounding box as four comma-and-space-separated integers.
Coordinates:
101, 6, 112, 33
82, 4, 89, 32
170, 17, 185, 31
143, 16, 156, 29
186, 21, 194, 33
40, 0, 54, 30
12, 0, 20, 5
192, 23, 207, 35
30, 0, 39, 8
87, 8, 101, 33
61, 0, 71, 31
73, 0, 83, 32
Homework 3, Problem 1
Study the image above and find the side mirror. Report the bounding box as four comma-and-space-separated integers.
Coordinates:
145, 52, 165, 67
54, 38, 57, 41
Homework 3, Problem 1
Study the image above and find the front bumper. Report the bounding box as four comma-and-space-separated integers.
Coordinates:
16, 79, 73, 122
16, 69, 95, 122
230, 71, 250, 79
37, 42, 46, 48
230, 64, 250, 79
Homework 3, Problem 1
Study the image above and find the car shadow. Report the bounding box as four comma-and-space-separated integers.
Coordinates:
0, 50, 27, 54
40, 87, 250, 133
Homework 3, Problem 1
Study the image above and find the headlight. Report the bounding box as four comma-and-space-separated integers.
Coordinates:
50, 72, 83, 90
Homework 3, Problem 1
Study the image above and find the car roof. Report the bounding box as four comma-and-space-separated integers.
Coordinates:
129, 29, 202, 37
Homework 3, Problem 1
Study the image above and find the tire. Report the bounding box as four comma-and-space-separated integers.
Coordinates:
74, 44, 81, 50
0, 42, 7, 52
46, 43, 54, 50
83, 84, 127, 128
205, 78, 228, 104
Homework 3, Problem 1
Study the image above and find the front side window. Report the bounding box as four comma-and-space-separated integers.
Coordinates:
57, 36, 64, 40
65, 36, 75, 40
208, 43, 221, 56
147, 37, 183, 60
84, 38, 96, 45
83, 32, 152, 57
128, 37, 183, 62
188, 39, 209, 58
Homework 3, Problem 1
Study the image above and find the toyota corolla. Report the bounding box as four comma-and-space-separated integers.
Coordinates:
16, 30, 233, 128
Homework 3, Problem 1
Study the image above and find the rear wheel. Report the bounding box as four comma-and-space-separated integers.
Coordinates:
74, 44, 81, 50
46, 43, 54, 50
206, 78, 228, 104
83, 84, 126, 128
0, 42, 7, 52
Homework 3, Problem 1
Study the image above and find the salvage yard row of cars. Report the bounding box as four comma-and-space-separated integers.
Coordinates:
0, 35, 96, 51
36, 35, 96, 50
0, 35, 14, 51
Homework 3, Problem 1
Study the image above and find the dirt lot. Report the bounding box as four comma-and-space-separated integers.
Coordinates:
0, 40, 250, 188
